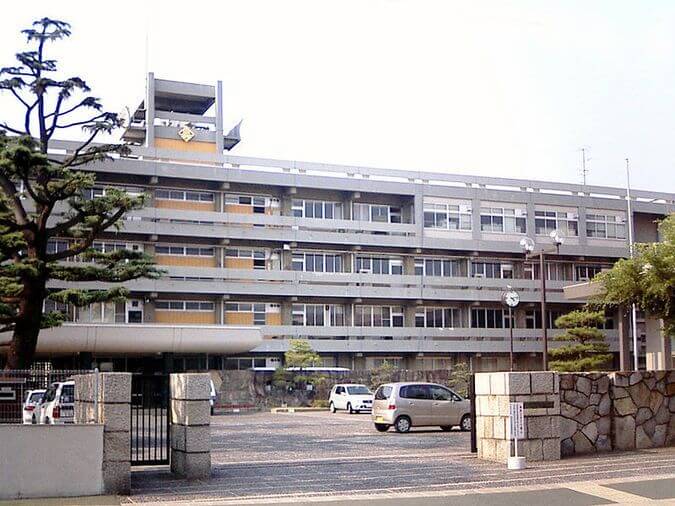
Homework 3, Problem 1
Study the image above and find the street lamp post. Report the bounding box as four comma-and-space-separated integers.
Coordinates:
520, 231, 565, 371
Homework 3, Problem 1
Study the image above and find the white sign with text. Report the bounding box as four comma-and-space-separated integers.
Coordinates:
509, 401, 525, 440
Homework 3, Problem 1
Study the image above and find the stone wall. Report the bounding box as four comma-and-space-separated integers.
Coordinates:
74, 372, 131, 494
211, 369, 467, 409
559, 373, 612, 456
475, 371, 561, 463
559, 370, 675, 456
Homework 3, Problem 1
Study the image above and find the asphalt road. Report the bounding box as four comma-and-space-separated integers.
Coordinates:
130, 411, 675, 504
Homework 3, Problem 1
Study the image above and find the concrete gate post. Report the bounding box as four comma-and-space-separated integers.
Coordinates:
74, 372, 132, 494
170, 373, 211, 479
475, 371, 561, 463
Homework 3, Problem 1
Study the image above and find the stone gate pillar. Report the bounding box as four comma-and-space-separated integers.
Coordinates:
170, 373, 211, 479
74, 372, 132, 494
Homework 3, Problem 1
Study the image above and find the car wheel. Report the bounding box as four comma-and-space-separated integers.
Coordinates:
460, 414, 472, 432
394, 415, 411, 433
374, 423, 389, 432
440, 425, 453, 432
31, 415, 36, 424
329, 402, 336, 413
347, 402, 354, 414
45, 417, 50, 425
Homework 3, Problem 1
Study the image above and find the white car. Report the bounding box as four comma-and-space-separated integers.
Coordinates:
209, 379, 217, 415
329, 384, 373, 414
22, 389, 45, 424
38, 381, 75, 424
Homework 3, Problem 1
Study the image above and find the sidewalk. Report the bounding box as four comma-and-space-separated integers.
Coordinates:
2, 474, 672, 506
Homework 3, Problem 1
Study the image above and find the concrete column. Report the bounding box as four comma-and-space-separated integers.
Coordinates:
577, 206, 588, 246
170, 373, 211, 479
74, 372, 132, 495
215, 80, 224, 153
413, 187, 424, 246
145, 72, 155, 148
617, 306, 631, 371
645, 316, 673, 370
403, 255, 416, 276
471, 197, 481, 242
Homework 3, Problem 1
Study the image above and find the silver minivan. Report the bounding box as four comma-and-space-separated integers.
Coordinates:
371, 382, 471, 433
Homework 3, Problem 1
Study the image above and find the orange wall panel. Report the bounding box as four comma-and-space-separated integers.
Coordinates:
225, 312, 254, 325
155, 200, 215, 212
224, 258, 254, 269
156, 255, 217, 267
224, 204, 253, 214
154, 137, 217, 154
266, 313, 282, 325
155, 311, 216, 324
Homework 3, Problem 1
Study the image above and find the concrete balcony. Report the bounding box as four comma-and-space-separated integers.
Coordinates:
48, 265, 577, 304
0, 323, 262, 356
254, 328, 619, 354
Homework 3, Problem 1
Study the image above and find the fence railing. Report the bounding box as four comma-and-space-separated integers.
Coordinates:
0, 369, 92, 424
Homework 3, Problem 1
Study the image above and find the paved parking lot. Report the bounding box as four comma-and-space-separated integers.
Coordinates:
130, 411, 675, 504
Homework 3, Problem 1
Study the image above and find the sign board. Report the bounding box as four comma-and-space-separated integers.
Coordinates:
509, 402, 525, 439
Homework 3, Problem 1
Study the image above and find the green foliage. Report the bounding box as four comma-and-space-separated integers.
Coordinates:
0, 18, 161, 368
273, 340, 324, 392
284, 339, 321, 369
448, 361, 471, 397
311, 399, 329, 408
595, 214, 675, 337
549, 309, 613, 372
369, 360, 398, 390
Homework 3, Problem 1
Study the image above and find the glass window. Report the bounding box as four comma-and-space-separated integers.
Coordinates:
535, 209, 579, 237
423, 201, 471, 231
586, 212, 626, 239
400, 384, 431, 400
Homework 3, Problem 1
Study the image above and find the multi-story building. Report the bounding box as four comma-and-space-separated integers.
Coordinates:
17, 74, 675, 373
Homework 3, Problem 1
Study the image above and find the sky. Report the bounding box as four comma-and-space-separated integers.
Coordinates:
1, 1, 675, 193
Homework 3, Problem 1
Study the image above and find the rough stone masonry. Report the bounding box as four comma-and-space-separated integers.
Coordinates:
476, 370, 675, 463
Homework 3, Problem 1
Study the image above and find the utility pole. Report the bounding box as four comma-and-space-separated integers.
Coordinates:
625, 158, 640, 370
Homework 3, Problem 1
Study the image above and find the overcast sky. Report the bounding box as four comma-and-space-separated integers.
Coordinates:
2, 1, 675, 193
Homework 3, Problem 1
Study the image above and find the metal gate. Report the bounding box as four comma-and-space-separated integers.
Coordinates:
130, 374, 170, 466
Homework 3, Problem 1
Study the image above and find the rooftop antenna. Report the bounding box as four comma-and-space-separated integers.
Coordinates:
580, 147, 590, 186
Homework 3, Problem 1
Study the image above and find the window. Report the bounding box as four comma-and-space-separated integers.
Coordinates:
156, 300, 214, 311
292, 304, 344, 326
423, 202, 472, 231
535, 210, 579, 236
355, 257, 403, 275
575, 264, 605, 281
471, 262, 501, 278
156, 189, 214, 202
155, 245, 214, 257
431, 385, 460, 401
225, 194, 269, 213
471, 308, 512, 328
354, 306, 404, 327
414, 258, 462, 277
225, 249, 267, 269
415, 307, 460, 328
480, 207, 527, 234
374, 385, 393, 400
400, 384, 431, 400
292, 252, 343, 273
525, 310, 566, 329
353, 203, 400, 223
292, 199, 342, 219
586, 213, 626, 239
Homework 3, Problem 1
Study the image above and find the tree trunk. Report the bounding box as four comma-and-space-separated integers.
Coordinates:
4, 281, 45, 370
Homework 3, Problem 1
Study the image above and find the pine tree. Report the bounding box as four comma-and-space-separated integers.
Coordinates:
549, 310, 613, 372
0, 18, 161, 369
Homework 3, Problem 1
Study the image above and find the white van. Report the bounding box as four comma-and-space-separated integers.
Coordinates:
38, 381, 75, 424
328, 384, 373, 414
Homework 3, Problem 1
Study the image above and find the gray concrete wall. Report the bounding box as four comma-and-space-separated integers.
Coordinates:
0, 425, 103, 500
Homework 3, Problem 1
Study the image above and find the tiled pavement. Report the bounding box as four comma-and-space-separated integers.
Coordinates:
128, 411, 675, 505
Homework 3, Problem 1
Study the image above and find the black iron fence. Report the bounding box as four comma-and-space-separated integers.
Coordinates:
131, 374, 171, 466
0, 369, 91, 424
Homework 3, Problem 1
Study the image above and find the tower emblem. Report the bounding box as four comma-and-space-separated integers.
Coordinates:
178, 123, 195, 142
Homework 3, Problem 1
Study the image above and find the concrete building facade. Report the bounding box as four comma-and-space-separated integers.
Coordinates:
14, 74, 675, 373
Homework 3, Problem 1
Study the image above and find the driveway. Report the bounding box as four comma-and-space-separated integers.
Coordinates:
130, 411, 675, 504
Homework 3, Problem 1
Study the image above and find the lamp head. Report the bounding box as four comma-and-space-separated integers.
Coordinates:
550, 229, 565, 246
519, 237, 535, 254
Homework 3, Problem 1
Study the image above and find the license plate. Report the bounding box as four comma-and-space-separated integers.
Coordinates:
375, 416, 384, 422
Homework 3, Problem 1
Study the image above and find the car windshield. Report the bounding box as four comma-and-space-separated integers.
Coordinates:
347, 386, 371, 395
